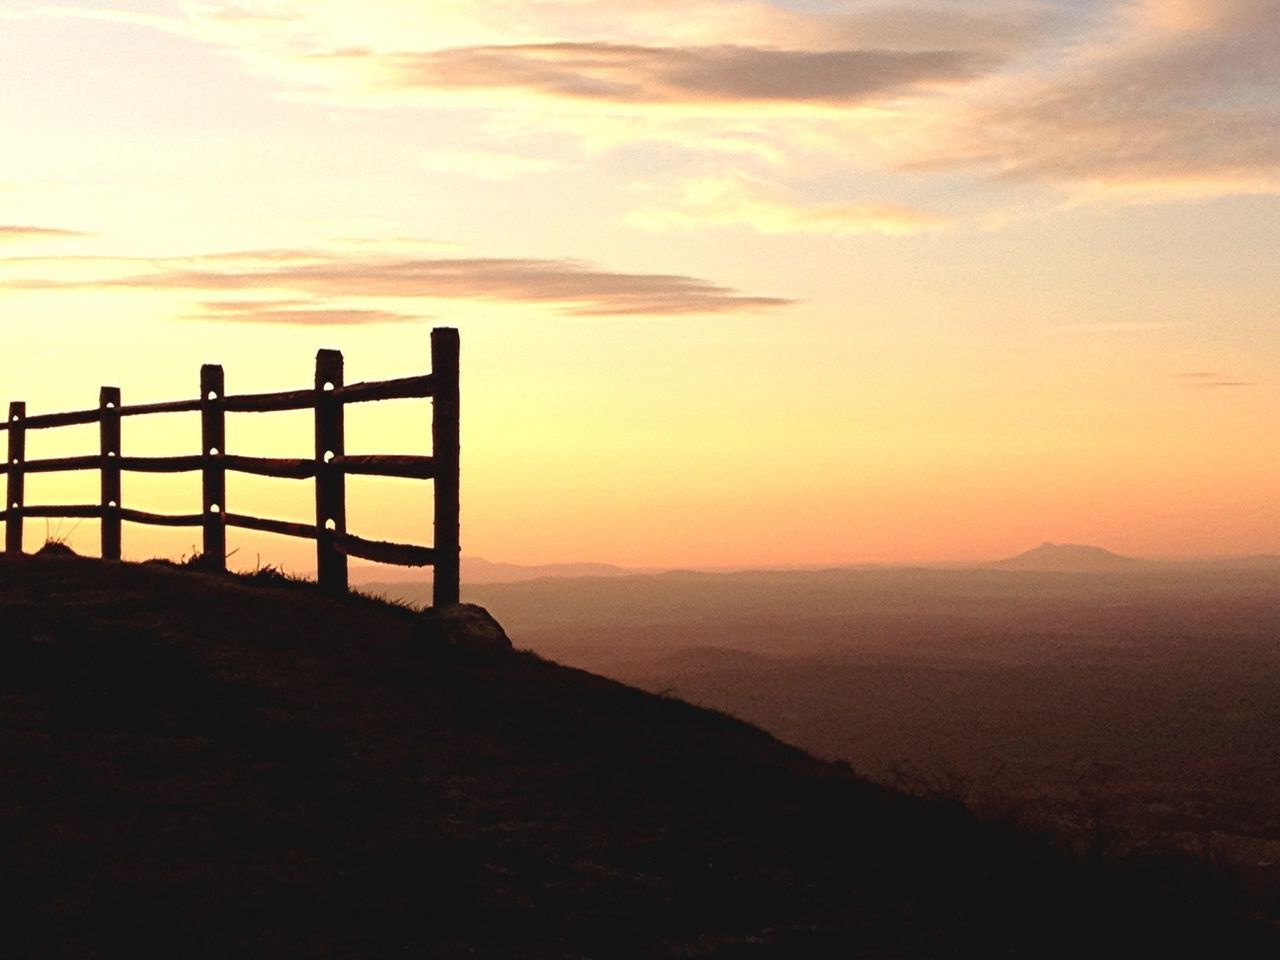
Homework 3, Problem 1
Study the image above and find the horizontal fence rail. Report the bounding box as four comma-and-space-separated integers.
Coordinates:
0, 375, 438, 430
0, 453, 436, 480
0, 327, 460, 604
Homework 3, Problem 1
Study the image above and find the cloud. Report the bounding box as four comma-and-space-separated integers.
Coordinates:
1, 249, 792, 317
0, 225, 91, 242
629, 175, 949, 236
824, 3, 1065, 56
190, 300, 423, 325
14, 2, 1043, 200
42, 1, 1276, 211
340, 42, 988, 107
1177, 371, 1256, 388
82, 0, 993, 113
908, 0, 1280, 200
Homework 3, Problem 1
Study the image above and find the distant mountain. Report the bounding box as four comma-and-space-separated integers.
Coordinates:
350, 556, 636, 587
992, 542, 1145, 572
462, 556, 634, 583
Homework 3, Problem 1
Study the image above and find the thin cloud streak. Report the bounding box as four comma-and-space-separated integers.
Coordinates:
1177, 372, 1257, 389
1, 250, 793, 318
0, 225, 91, 241
191, 301, 422, 326
329, 41, 990, 106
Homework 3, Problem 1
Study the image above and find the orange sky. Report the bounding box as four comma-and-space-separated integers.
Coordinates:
2, 0, 1279, 573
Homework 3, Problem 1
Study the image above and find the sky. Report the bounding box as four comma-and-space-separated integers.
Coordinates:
1, 0, 1279, 572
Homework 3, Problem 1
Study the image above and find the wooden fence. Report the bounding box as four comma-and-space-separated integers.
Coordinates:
0, 327, 460, 606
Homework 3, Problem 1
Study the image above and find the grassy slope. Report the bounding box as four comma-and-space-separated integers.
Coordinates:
0, 555, 1273, 958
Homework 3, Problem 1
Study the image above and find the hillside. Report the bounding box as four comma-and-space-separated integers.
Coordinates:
0, 554, 1273, 958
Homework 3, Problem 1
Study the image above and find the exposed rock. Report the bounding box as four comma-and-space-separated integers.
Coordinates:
414, 603, 513, 655
35, 541, 78, 558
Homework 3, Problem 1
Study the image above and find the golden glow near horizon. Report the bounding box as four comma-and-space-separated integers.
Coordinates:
2, 0, 1279, 572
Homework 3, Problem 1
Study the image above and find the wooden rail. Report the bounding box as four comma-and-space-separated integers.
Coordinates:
0, 327, 461, 604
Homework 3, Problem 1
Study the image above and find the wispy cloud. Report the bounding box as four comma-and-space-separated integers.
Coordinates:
909, 0, 1280, 200
819, 3, 1066, 57
1177, 371, 1257, 388
629, 175, 949, 236
1, 249, 792, 317
0, 225, 91, 242
190, 300, 422, 326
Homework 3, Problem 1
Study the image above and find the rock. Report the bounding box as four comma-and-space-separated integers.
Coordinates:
413, 603, 513, 655
35, 541, 77, 557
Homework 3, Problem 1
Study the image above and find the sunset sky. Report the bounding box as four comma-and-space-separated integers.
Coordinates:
2, 0, 1279, 572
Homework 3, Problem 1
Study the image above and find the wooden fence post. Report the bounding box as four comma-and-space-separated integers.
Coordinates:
100, 387, 121, 560
432, 327, 460, 607
315, 349, 347, 593
201, 365, 226, 570
5, 402, 25, 554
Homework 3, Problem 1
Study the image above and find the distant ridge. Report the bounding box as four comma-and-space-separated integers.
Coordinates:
992, 542, 1144, 572
461, 556, 634, 583
349, 556, 635, 586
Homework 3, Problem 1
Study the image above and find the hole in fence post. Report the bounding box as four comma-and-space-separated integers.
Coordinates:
325, 518, 336, 531
207, 391, 218, 401
209, 447, 220, 456
323, 382, 335, 392
324, 450, 335, 463
209, 503, 221, 514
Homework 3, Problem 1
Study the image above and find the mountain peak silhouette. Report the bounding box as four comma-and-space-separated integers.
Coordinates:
994, 542, 1141, 571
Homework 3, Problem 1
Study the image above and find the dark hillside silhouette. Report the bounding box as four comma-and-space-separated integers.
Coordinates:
0, 553, 1275, 957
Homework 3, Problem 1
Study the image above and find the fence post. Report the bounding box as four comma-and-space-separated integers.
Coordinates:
432, 327, 460, 607
100, 387, 121, 560
201, 365, 226, 571
315, 349, 347, 593
5, 402, 25, 555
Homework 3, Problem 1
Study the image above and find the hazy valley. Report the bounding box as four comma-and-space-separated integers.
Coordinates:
367, 549, 1280, 918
